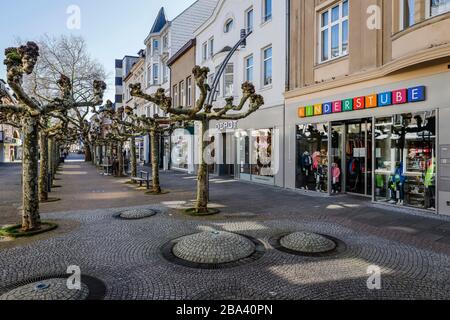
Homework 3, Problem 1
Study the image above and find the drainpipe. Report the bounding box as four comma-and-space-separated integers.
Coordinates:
283, 0, 291, 189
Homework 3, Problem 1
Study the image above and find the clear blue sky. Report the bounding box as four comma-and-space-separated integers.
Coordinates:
0, 0, 196, 101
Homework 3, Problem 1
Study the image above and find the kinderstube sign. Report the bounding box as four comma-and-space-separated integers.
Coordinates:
298, 86, 426, 118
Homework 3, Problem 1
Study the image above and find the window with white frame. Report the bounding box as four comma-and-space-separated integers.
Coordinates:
208, 38, 214, 58
163, 35, 169, 49
245, 55, 254, 83
147, 65, 152, 86
162, 64, 168, 83
429, 0, 450, 17
152, 63, 159, 85
202, 42, 208, 61
319, 0, 349, 63
186, 77, 192, 107
400, 0, 416, 29
173, 84, 178, 107
246, 7, 254, 32
152, 39, 159, 55
263, 46, 272, 86
223, 63, 234, 96
180, 80, 185, 106
263, 0, 272, 22
224, 19, 234, 33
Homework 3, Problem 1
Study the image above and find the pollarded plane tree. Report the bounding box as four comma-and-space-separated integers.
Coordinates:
130, 66, 264, 213
0, 42, 106, 231
25, 35, 107, 163
121, 104, 177, 195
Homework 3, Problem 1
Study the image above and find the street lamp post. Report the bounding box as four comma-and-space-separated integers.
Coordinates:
205, 29, 252, 202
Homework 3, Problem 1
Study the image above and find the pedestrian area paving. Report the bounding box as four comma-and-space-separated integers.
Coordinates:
1, 156, 450, 300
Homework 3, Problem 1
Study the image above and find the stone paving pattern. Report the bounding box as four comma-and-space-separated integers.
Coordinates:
1, 156, 450, 299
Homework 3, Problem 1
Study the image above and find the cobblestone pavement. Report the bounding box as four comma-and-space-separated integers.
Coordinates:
1, 156, 450, 299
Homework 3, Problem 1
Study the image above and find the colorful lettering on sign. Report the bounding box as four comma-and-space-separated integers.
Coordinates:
343, 99, 353, 112
298, 107, 305, 118
305, 105, 314, 117
392, 89, 407, 104
378, 92, 392, 107
332, 101, 342, 113
297, 86, 426, 118
365, 94, 377, 108
314, 104, 323, 115
323, 102, 333, 114
353, 97, 365, 110
408, 86, 425, 102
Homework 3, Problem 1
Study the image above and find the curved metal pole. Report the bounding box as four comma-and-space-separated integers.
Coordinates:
206, 30, 252, 106
205, 29, 252, 202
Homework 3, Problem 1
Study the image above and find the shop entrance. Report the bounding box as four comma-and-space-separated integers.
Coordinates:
331, 118, 372, 197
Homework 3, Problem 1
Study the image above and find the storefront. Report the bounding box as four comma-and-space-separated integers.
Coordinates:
207, 104, 284, 187
170, 127, 195, 173
286, 71, 450, 215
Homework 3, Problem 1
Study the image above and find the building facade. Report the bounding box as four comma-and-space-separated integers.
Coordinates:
0, 79, 22, 163
195, 0, 287, 186
141, 0, 218, 167
286, 0, 450, 215
167, 39, 197, 173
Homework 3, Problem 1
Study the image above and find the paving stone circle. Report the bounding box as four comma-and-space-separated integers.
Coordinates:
280, 232, 337, 253
0, 278, 89, 300
173, 231, 255, 264
162, 231, 266, 269
117, 208, 157, 220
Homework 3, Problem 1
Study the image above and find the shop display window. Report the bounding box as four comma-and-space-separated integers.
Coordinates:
374, 111, 436, 210
251, 129, 274, 177
296, 123, 329, 192
172, 130, 191, 170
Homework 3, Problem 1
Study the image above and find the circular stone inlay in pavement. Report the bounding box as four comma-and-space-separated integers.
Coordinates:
280, 232, 337, 253
0, 278, 89, 300
117, 208, 157, 220
162, 231, 266, 269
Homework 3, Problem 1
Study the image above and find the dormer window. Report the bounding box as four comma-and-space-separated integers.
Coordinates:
224, 19, 234, 33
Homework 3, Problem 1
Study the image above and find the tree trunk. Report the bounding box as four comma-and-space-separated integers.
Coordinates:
150, 129, 162, 194
38, 132, 49, 202
117, 142, 124, 177
195, 120, 209, 213
130, 136, 137, 178
21, 116, 41, 231
84, 143, 92, 162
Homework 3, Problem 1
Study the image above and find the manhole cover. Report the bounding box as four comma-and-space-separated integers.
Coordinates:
116, 208, 157, 220
0, 278, 89, 300
162, 231, 265, 269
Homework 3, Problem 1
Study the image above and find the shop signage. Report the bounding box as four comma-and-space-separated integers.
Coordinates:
298, 86, 426, 118
216, 120, 238, 131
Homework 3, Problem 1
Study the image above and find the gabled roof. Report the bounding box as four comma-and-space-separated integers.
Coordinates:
150, 7, 168, 34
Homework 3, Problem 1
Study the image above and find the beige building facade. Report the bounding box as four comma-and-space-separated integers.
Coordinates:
286, 0, 450, 215
167, 39, 197, 173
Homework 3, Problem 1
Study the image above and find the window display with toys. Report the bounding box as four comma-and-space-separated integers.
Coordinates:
296, 124, 329, 193
374, 111, 436, 210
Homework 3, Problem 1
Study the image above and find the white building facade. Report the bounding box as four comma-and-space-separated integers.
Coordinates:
194, 0, 287, 186
141, 0, 218, 169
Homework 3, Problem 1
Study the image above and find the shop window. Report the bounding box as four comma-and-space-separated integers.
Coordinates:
296, 124, 329, 192
374, 111, 436, 210
237, 131, 251, 176
251, 129, 273, 177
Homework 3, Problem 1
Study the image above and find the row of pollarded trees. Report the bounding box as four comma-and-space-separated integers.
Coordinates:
96, 66, 265, 214
0, 38, 106, 232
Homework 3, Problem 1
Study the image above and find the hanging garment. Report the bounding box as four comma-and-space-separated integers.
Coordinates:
312, 151, 321, 170
331, 166, 341, 183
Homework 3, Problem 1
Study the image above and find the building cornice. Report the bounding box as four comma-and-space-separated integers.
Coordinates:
285, 44, 450, 100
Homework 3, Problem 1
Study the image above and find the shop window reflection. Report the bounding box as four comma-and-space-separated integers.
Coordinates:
296, 124, 329, 192
375, 111, 436, 210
